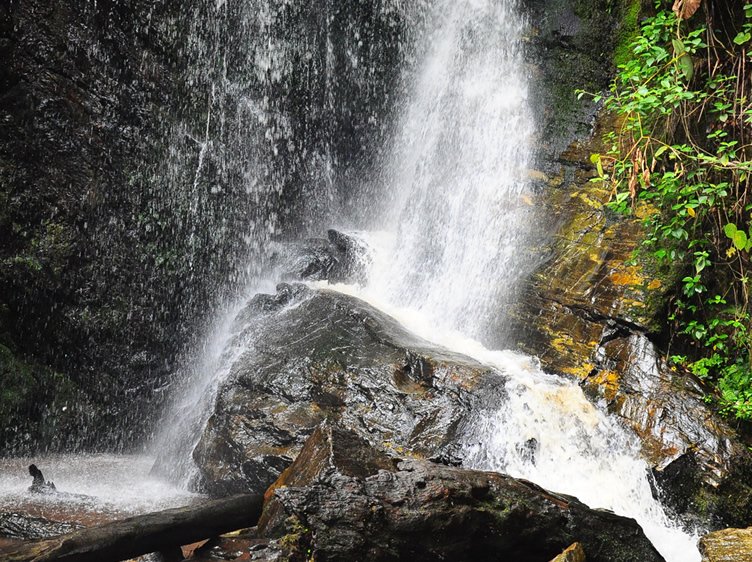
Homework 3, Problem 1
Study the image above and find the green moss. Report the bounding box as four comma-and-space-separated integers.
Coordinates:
613, 0, 643, 68
277, 514, 314, 560
5, 255, 43, 272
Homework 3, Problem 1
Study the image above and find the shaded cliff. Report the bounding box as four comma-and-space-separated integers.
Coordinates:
0, 0, 412, 453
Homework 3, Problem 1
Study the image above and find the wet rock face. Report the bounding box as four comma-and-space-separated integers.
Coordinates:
507, 0, 752, 529
699, 527, 752, 562
193, 286, 505, 496
523, 0, 619, 169
256, 424, 665, 562
584, 334, 752, 528
0, 0, 412, 453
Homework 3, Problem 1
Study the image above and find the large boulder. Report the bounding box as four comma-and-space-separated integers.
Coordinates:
256, 423, 665, 562
193, 285, 504, 496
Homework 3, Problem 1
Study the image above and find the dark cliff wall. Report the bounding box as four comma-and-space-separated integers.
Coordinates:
0, 0, 411, 453
0, 0, 189, 451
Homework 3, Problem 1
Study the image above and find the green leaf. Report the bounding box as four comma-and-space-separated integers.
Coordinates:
733, 230, 748, 251
734, 32, 752, 46
654, 145, 669, 159
678, 54, 694, 81
724, 223, 738, 239
672, 38, 686, 55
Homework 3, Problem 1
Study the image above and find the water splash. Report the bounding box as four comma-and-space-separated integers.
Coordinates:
0, 455, 199, 516
148, 280, 279, 486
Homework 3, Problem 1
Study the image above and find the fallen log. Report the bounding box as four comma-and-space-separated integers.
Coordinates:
0, 494, 263, 562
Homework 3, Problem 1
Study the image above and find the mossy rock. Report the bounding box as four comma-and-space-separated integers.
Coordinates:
0, 344, 94, 455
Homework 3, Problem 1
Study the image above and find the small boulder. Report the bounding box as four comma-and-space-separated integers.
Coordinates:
271, 229, 372, 285
699, 527, 752, 562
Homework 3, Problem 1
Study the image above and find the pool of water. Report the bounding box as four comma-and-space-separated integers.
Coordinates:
0, 454, 202, 520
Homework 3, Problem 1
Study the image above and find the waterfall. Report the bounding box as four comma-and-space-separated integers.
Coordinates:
341, 0, 702, 559
364, 0, 539, 345
151, 1, 700, 559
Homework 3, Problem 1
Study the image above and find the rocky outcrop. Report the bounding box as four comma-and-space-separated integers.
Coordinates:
509, 87, 752, 530
699, 527, 752, 562
255, 423, 664, 562
0, 0, 416, 453
193, 285, 504, 496
272, 229, 372, 285
588, 334, 752, 528
508, 1, 752, 530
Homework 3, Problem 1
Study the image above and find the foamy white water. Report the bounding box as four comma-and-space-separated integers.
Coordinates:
322, 281, 699, 561
0, 455, 199, 515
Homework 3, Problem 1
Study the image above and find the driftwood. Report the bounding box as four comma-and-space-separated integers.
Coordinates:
0, 494, 263, 562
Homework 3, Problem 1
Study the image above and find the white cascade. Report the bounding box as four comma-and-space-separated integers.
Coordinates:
365, 0, 538, 345
344, 0, 702, 560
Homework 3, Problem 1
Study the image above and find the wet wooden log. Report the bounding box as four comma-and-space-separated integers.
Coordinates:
0, 494, 263, 562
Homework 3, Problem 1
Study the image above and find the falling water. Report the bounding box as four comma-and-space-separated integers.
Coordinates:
364, 0, 540, 345
132, 0, 701, 559
338, 0, 701, 559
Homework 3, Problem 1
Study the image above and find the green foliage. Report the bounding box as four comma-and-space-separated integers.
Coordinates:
581, 1, 752, 419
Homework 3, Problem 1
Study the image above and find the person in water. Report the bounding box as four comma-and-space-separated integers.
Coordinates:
28, 464, 56, 494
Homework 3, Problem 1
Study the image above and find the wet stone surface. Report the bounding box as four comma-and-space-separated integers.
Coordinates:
254, 423, 665, 562
585, 334, 752, 529
192, 285, 506, 496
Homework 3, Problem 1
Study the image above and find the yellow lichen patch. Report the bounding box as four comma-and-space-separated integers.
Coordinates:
609, 267, 644, 287
647, 279, 662, 290
562, 361, 595, 381
576, 191, 608, 209
622, 296, 646, 309
549, 334, 592, 378
382, 440, 422, 459
634, 201, 658, 220
588, 369, 621, 402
